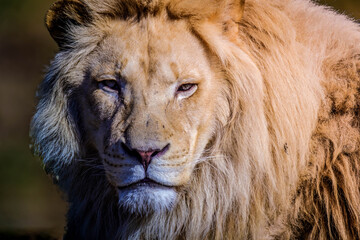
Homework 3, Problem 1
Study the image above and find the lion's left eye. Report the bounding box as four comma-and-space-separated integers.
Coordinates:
177, 84, 195, 92
176, 83, 198, 99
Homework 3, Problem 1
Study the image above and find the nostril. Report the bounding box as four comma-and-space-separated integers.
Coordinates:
150, 150, 160, 159
153, 143, 170, 158
148, 143, 170, 159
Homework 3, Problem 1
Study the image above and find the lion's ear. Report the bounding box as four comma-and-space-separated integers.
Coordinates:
223, 0, 245, 23
168, 0, 245, 38
46, 0, 93, 49
217, 0, 245, 40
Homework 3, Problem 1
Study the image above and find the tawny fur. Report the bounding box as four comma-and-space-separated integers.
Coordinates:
31, 0, 360, 239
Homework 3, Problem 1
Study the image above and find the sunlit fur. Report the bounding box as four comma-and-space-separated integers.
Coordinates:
31, 0, 360, 239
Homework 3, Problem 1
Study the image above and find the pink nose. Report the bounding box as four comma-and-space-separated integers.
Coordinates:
122, 143, 170, 171
136, 150, 158, 171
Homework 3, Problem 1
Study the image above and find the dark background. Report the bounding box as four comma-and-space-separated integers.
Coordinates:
0, 0, 359, 239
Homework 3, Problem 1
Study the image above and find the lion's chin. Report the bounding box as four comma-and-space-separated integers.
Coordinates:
117, 185, 177, 214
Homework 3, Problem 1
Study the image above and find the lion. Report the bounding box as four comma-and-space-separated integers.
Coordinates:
30, 0, 360, 239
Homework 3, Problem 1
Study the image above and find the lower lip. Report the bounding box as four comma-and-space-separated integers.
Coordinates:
118, 179, 170, 190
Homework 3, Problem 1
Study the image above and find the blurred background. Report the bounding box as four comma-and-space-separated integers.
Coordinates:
0, 0, 359, 239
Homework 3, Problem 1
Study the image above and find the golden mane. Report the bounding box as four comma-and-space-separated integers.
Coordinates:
31, 0, 360, 239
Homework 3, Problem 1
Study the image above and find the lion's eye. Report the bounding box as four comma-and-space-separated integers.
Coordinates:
176, 83, 198, 99
98, 80, 119, 93
177, 84, 195, 92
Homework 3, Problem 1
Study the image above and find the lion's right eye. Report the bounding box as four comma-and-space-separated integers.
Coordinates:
98, 80, 119, 93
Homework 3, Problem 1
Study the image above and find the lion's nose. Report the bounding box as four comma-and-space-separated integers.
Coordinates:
122, 143, 170, 171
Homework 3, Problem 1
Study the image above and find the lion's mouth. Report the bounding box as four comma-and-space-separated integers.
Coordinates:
118, 178, 171, 190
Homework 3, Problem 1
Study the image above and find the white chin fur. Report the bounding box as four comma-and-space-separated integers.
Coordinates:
117, 186, 177, 214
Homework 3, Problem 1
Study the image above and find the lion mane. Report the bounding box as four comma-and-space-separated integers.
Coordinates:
31, 0, 360, 239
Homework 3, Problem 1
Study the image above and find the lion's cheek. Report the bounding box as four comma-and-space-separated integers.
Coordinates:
147, 163, 194, 186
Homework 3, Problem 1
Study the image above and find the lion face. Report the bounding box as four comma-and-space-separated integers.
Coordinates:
79, 18, 222, 212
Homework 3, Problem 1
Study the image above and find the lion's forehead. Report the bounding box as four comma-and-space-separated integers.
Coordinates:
88, 17, 212, 90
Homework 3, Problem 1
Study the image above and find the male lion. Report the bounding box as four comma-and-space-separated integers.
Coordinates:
31, 0, 360, 239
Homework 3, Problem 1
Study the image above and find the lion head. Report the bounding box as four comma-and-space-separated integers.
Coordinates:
30, 0, 289, 238
80, 17, 230, 212
31, 0, 360, 239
